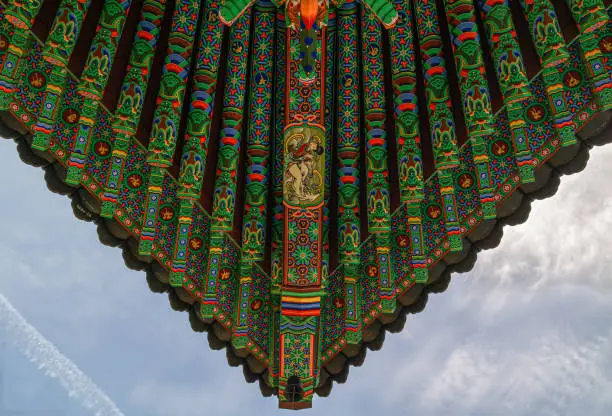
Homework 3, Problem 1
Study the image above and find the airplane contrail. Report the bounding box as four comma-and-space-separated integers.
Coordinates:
0, 292, 125, 416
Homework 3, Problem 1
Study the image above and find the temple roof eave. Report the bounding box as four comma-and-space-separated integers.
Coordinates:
2, 108, 610, 399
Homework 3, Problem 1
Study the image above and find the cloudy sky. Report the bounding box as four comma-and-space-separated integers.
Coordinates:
1, 136, 611, 416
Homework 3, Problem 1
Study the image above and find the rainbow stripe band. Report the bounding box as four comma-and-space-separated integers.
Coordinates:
281, 295, 321, 316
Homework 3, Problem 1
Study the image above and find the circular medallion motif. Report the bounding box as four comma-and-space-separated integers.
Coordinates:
126, 173, 143, 189
296, 264, 310, 279
332, 296, 345, 309
458, 173, 474, 190
342, 74, 354, 89
426, 204, 442, 220
251, 298, 263, 311
231, 41, 243, 54
94, 141, 111, 157
207, 10, 218, 23
563, 70, 582, 88
219, 268, 231, 281
62, 108, 80, 124
0, 34, 8, 51
599, 36, 612, 55
491, 140, 509, 157
189, 236, 203, 251
526, 104, 546, 123
395, 234, 409, 248
366, 264, 378, 278
160, 206, 175, 221
28, 71, 46, 89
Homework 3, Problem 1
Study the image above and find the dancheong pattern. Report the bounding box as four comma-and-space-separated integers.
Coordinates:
0, 0, 610, 409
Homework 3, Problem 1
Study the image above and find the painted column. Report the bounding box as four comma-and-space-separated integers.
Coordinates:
337, 2, 362, 342
361, 5, 397, 315
278, 6, 328, 408
414, 0, 463, 252
0, 0, 44, 110
64, 0, 133, 185
170, 0, 225, 286
269, 10, 286, 388
476, 0, 536, 184
444, 0, 497, 219
201, 9, 252, 318
564, 0, 612, 109
322, 10, 336, 289
30, 0, 93, 152
390, 0, 427, 282
233, 2, 275, 350
101, 0, 169, 218
519, 0, 575, 146
139, 0, 204, 256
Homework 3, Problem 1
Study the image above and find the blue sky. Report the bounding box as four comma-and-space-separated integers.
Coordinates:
1, 136, 612, 416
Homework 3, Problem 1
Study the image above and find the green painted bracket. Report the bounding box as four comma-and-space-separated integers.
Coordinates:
362, 0, 398, 28
219, 0, 256, 26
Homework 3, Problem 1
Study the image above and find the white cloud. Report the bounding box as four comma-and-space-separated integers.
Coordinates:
419, 329, 612, 416
0, 292, 125, 416
358, 145, 612, 416
129, 375, 268, 416
455, 145, 612, 315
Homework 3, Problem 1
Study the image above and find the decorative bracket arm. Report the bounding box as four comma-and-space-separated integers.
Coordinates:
362, 0, 398, 28
219, 0, 256, 25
